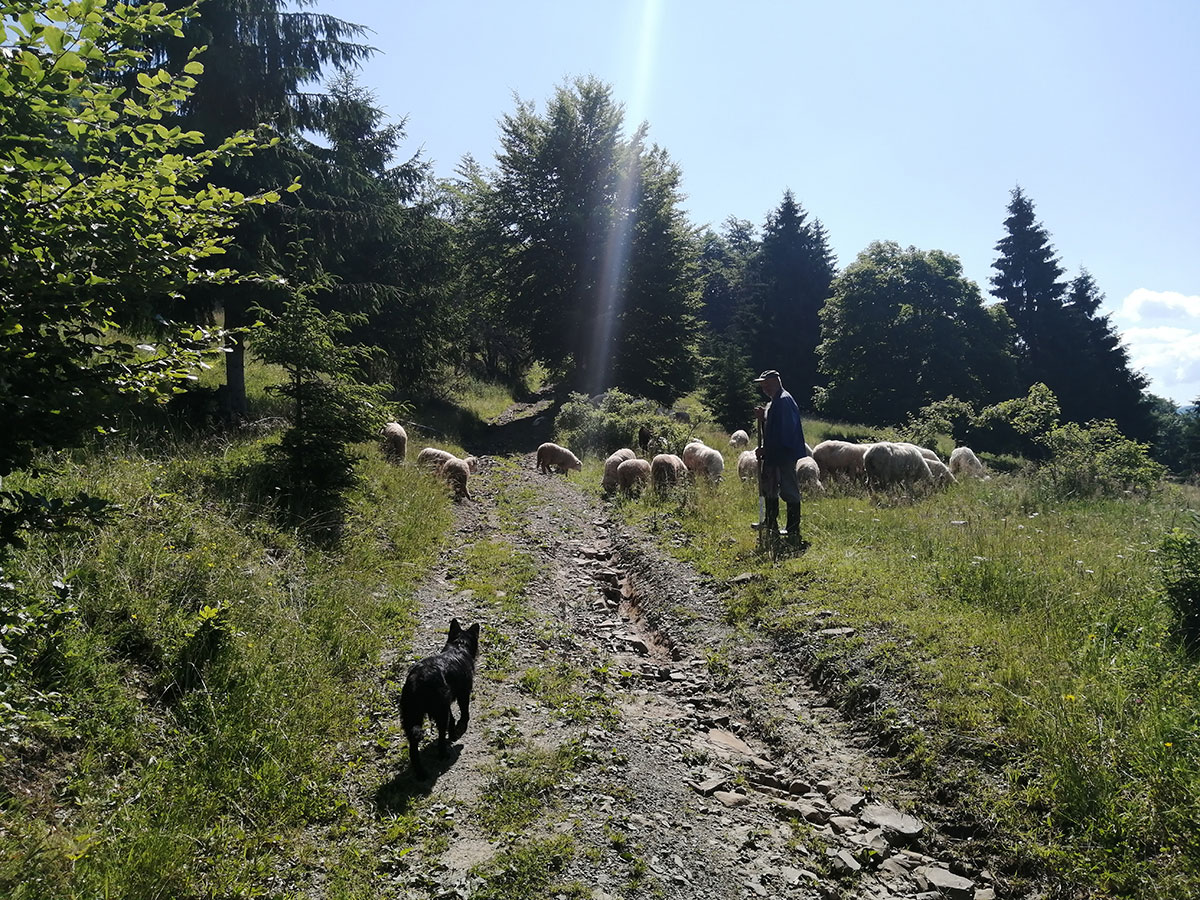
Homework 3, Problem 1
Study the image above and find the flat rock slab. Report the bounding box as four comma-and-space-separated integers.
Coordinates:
705, 727, 755, 756
713, 790, 752, 808
861, 803, 925, 841
915, 865, 975, 900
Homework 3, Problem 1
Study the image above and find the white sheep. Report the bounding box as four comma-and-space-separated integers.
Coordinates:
795, 456, 824, 492
616, 458, 651, 495
925, 456, 956, 487
948, 446, 985, 478
730, 429, 750, 448
602, 448, 637, 493
691, 445, 725, 483
864, 441, 933, 488
737, 450, 759, 482
911, 445, 941, 463
417, 447, 455, 472
681, 439, 706, 472
650, 453, 687, 492
381, 422, 408, 460
439, 457, 472, 500
536, 442, 582, 475
811, 440, 870, 481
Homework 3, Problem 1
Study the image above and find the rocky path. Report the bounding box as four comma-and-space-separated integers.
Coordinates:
374, 452, 1005, 900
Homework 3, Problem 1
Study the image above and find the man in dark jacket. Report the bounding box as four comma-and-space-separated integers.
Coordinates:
753, 369, 809, 550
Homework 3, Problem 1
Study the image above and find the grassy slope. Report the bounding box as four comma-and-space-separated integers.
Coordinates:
608, 416, 1200, 898
0, 352, 481, 899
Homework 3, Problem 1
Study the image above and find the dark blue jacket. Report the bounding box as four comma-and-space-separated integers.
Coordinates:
763, 388, 808, 465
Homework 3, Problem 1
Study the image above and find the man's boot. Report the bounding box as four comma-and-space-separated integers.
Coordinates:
785, 501, 805, 551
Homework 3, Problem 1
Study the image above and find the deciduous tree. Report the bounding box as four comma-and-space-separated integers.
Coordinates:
816, 242, 1016, 425
0, 0, 273, 544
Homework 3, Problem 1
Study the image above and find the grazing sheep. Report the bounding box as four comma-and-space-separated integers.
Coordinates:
691, 445, 725, 483
417, 447, 456, 472
681, 439, 706, 472
650, 453, 687, 492
730, 429, 750, 448
440, 457, 473, 500
536, 442, 582, 475
912, 445, 941, 463
864, 441, 933, 488
616, 458, 651, 495
381, 422, 408, 460
925, 456, 956, 487
637, 425, 656, 453
461, 456, 480, 474
737, 450, 759, 482
795, 456, 824, 492
811, 440, 870, 481
948, 446, 985, 478
602, 448, 637, 493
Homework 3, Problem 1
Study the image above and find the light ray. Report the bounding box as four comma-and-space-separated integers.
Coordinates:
585, 0, 662, 396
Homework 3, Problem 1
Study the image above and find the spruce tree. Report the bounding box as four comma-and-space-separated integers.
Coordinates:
744, 191, 835, 411
490, 78, 698, 404
991, 187, 1152, 437
140, 0, 376, 416
990, 186, 1068, 384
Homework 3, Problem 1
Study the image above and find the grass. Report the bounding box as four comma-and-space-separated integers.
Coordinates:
0, 430, 454, 899
474, 740, 586, 835
614, 444, 1200, 898
456, 374, 520, 424
469, 835, 588, 899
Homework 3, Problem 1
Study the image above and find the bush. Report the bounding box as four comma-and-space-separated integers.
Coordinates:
1159, 519, 1200, 649
555, 390, 692, 457
1036, 419, 1165, 499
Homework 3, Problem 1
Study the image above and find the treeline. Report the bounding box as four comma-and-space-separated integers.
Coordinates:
5, 0, 1200, 504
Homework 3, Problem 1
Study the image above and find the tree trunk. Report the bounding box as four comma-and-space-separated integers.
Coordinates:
222, 293, 249, 420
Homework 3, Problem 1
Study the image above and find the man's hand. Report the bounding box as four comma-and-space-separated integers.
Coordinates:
755, 446, 764, 461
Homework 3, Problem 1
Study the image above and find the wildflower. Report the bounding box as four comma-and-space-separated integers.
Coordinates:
1165, 742, 1173, 748
1064, 694, 1076, 702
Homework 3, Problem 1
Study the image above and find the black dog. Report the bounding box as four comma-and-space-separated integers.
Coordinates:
400, 618, 480, 778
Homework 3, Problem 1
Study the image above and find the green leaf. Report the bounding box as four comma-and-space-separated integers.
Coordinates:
183, 61, 204, 75
57, 51, 85, 73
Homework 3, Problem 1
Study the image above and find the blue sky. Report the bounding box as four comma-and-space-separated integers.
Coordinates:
312, 0, 1200, 404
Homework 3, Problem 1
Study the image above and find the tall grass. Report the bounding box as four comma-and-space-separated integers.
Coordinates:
617, 446, 1200, 898
0, 435, 453, 899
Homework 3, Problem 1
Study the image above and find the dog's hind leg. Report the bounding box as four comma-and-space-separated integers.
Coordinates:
406, 724, 427, 779
430, 707, 455, 757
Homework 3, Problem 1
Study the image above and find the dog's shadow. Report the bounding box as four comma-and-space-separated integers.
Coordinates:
374, 744, 464, 814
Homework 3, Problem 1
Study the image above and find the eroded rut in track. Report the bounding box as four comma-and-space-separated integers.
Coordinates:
372, 452, 1010, 900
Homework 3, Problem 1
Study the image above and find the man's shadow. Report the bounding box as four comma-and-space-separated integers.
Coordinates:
374, 744, 464, 814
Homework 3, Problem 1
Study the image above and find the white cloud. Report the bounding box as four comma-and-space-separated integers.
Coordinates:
1113, 290, 1200, 405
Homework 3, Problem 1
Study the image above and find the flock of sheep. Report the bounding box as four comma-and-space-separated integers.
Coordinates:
381, 420, 988, 502
380, 422, 479, 500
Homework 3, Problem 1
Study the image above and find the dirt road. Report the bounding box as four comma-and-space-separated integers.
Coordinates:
368, 452, 1009, 900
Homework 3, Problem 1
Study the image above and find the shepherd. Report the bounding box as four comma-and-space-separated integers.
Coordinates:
752, 369, 811, 552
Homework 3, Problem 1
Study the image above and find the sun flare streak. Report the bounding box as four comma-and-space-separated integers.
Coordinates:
585, 0, 661, 396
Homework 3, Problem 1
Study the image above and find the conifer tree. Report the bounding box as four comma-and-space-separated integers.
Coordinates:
140, 0, 376, 416
490, 78, 699, 404
990, 187, 1069, 380
991, 187, 1152, 437
743, 191, 835, 410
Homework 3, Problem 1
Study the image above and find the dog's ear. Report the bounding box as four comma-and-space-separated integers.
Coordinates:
448, 618, 462, 639
467, 623, 480, 640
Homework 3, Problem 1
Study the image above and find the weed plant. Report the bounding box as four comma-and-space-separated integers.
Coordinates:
618, 446, 1200, 898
